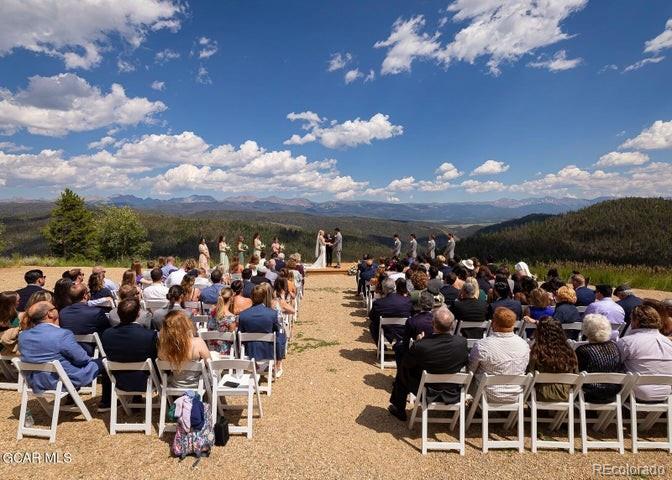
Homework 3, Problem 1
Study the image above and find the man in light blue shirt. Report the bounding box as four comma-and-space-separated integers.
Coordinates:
199, 269, 226, 304
161, 256, 178, 280
585, 284, 625, 332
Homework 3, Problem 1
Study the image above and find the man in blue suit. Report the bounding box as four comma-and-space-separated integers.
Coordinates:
241, 268, 255, 298
59, 283, 110, 356
571, 274, 595, 306
16, 269, 48, 312
369, 278, 412, 343
19, 301, 110, 409
238, 285, 285, 374
101, 298, 158, 393
614, 284, 642, 332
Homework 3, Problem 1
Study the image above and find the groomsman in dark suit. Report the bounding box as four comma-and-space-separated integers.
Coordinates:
388, 307, 468, 421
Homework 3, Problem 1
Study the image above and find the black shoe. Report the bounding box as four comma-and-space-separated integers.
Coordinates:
388, 404, 407, 421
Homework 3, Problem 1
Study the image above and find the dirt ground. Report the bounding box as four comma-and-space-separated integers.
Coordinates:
0, 268, 670, 480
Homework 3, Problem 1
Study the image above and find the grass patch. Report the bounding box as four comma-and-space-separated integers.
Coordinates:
289, 336, 340, 354
531, 261, 672, 292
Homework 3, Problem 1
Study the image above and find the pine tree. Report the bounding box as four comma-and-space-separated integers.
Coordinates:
97, 206, 151, 259
43, 189, 98, 258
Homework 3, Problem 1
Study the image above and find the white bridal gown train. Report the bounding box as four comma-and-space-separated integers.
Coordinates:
306, 234, 327, 270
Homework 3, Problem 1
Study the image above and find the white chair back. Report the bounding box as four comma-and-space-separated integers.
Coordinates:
144, 299, 169, 311
156, 359, 210, 436
628, 373, 672, 453
73, 333, 105, 395
378, 317, 407, 370
237, 332, 276, 395
199, 331, 237, 359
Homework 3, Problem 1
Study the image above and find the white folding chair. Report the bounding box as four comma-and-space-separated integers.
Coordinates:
192, 314, 210, 332
466, 373, 533, 453
528, 371, 583, 453
208, 358, 263, 439
156, 359, 210, 437
12, 358, 92, 443
626, 374, 672, 453
144, 299, 169, 311
567, 340, 589, 350
378, 317, 407, 370
408, 371, 473, 455
199, 331, 237, 359
518, 320, 537, 341
0, 354, 21, 391
576, 306, 587, 315
576, 372, 633, 454
455, 321, 491, 351
201, 303, 216, 314
611, 323, 625, 336
184, 300, 203, 313
73, 333, 106, 395
238, 332, 276, 395
561, 322, 584, 340
103, 358, 160, 435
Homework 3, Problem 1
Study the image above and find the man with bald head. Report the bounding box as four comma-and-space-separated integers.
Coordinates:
388, 306, 468, 421
59, 283, 110, 356
18, 301, 103, 397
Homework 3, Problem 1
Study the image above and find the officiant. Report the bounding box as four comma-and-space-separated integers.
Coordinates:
325, 232, 334, 267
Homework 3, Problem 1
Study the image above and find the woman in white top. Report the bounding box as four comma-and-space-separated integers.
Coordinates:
198, 237, 210, 271
252, 232, 263, 259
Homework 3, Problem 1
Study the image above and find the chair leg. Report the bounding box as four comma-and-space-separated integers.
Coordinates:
144, 384, 152, 435
421, 406, 428, 455
568, 401, 575, 454
50, 387, 62, 444
459, 400, 466, 456
580, 401, 588, 454
246, 387, 253, 439
158, 391, 167, 437
517, 396, 524, 453
110, 389, 118, 435
17, 386, 28, 440
616, 397, 624, 454
630, 396, 638, 453
531, 402, 537, 453
482, 399, 489, 454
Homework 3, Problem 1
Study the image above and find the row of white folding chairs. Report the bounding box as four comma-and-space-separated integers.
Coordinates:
11, 355, 267, 443
408, 371, 672, 455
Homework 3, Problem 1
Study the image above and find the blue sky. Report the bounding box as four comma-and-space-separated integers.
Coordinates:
0, 0, 671, 202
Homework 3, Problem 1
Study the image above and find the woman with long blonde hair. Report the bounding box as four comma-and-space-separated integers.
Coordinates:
158, 311, 210, 388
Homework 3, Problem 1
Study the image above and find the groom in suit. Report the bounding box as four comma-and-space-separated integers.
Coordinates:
333, 228, 343, 268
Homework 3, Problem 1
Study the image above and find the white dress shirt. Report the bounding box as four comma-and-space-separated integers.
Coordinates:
142, 283, 169, 301
469, 332, 530, 403
165, 269, 186, 288
618, 328, 672, 401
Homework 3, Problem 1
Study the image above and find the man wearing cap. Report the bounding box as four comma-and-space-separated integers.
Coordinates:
460, 259, 475, 273
614, 284, 642, 331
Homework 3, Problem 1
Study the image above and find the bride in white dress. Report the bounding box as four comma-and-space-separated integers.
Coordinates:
306, 230, 327, 269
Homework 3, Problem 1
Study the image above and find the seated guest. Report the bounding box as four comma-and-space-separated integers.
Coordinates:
388, 307, 467, 421
199, 269, 226, 305
369, 278, 412, 343
440, 272, 460, 309
394, 292, 436, 366
278, 268, 297, 298
571, 274, 595, 306
251, 265, 272, 286
408, 270, 429, 310
476, 266, 494, 297
614, 284, 642, 330
238, 285, 286, 377
618, 305, 672, 401
19, 301, 109, 409
53, 278, 74, 311
2, 290, 53, 356
166, 259, 194, 288
231, 280, 253, 315
206, 287, 237, 357
451, 279, 488, 338
265, 260, 278, 285
62, 268, 85, 284
553, 286, 580, 324
16, 269, 47, 312
527, 288, 555, 320
87, 271, 112, 301
92, 266, 118, 292
108, 285, 152, 328
645, 298, 672, 337
576, 314, 624, 403
427, 266, 443, 293
495, 265, 515, 293
158, 310, 210, 388
101, 298, 158, 392
527, 317, 578, 402
272, 278, 295, 315
585, 285, 625, 335
357, 255, 378, 295
143, 268, 169, 301
241, 268, 255, 298
151, 285, 192, 331
59, 283, 109, 355
469, 307, 530, 402
194, 268, 211, 290
274, 253, 286, 271
180, 274, 201, 304
488, 281, 523, 321
161, 256, 178, 280
0, 291, 20, 331
436, 255, 452, 279
121, 269, 142, 297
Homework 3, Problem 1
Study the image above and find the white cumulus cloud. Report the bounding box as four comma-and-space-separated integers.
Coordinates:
596, 151, 649, 167
623, 56, 665, 72
196, 37, 218, 59
0, 73, 166, 136
328, 52, 352, 71
644, 18, 672, 54
151, 81, 166, 91
528, 50, 582, 72
460, 179, 506, 193
155, 48, 180, 63
285, 112, 403, 149
620, 120, 672, 150
344, 69, 363, 84
471, 159, 510, 176
0, 0, 184, 69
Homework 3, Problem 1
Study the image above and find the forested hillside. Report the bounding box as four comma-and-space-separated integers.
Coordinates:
460, 198, 672, 266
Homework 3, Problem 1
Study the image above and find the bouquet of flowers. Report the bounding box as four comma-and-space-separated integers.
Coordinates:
223, 244, 231, 252
240, 244, 249, 251
279, 243, 285, 251
259, 243, 266, 249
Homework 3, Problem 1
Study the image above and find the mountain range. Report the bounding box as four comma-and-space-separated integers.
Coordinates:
102, 195, 611, 223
